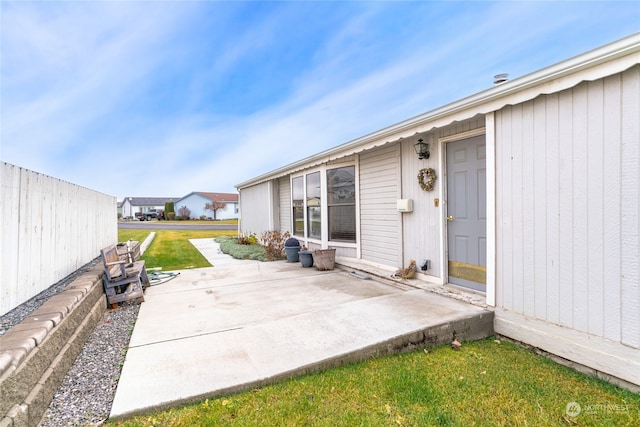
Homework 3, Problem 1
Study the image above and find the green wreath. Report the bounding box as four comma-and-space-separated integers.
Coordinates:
417, 168, 437, 191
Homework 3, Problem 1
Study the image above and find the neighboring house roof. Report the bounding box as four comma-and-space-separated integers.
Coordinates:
123, 197, 180, 206
178, 192, 238, 203
236, 33, 640, 189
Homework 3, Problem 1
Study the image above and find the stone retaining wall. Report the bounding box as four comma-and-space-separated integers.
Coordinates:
0, 266, 107, 427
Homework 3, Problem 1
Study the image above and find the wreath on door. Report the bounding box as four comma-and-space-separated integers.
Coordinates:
417, 168, 437, 191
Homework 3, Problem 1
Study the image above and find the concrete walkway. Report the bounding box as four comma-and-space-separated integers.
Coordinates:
110, 239, 493, 419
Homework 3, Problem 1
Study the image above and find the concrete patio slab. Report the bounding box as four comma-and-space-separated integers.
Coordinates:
110, 240, 493, 419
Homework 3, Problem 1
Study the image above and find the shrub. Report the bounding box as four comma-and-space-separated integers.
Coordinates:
178, 205, 191, 219
238, 232, 258, 245
165, 201, 175, 216
167, 212, 176, 220
216, 236, 268, 261
260, 230, 290, 260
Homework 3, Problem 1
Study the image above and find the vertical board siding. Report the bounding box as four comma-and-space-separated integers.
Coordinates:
239, 181, 274, 236
620, 66, 640, 349
1, 162, 116, 316
495, 66, 640, 348
400, 118, 486, 278
603, 74, 623, 343
359, 144, 401, 267
278, 176, 291, 234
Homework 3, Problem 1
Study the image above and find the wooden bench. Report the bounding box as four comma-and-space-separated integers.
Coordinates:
100, 244, 150, 307
116, 240, 141, 264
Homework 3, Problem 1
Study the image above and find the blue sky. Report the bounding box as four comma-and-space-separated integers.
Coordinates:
1, 1, 638, 201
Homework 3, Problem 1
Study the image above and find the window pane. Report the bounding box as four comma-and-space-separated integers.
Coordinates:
306, 172, 321, 238
327, 166, 355, 242
306, 172, 320, 206
292, 176, 304, 236
329, 205, 356, 241
327, 167, 355, 205
307, 206, 321, 239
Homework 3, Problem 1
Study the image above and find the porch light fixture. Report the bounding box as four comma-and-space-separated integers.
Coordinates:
414, 138, 430, 160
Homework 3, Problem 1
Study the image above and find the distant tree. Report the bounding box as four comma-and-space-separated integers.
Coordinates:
204, 200, 227, 220
178, 205, 191, 219
165, 201, 175, 215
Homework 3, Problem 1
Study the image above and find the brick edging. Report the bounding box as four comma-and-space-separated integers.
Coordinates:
0, 266, 107, 427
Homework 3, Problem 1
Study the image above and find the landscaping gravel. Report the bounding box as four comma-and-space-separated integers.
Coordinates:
0, 260, 140, 426
40, 302, 139, 426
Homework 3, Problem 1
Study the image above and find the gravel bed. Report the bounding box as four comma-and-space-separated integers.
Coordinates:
40, 302, 140, 426
0, 260, 141, 426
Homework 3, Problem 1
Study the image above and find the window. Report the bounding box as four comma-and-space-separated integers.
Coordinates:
292, 176, 304, 236
291, 165, 356, 243
306, 172, 321, 239
327, 166, 356, 242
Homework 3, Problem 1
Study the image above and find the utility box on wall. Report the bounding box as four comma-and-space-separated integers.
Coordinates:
396, 199, 413, 213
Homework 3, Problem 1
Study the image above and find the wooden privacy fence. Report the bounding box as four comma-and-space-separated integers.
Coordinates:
0, 162, 117, 315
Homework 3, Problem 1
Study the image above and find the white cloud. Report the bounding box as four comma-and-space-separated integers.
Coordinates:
2, 1, 638, 201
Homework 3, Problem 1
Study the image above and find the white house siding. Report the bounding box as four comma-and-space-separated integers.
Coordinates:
239, 180, 278, 236
359, 144, 402, 267
493, 67, 640, 384
1, 162, 116, 315
400, 117, 486, 280
175, 193, 238, 220
278, 176, 291, 234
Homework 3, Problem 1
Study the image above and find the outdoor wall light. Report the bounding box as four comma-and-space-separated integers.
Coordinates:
414, 138, 430, 160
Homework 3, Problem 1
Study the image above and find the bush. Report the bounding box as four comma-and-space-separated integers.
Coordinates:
260, 230, 290, 260
284, 237, 299, 247
165, 201, 175, 216
178, 205, 191, 219
216, 236, 269, 261
238, 233, 258, 245
167, 212, 176, 220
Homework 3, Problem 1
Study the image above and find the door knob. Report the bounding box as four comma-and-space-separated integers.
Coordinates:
447, 215, 454, 222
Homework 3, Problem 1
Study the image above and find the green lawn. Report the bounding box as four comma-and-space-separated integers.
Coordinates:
118, 229, 236, 271
108, 338, 639, 426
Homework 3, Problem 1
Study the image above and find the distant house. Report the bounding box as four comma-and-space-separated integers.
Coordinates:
120, 196, 180, 219
173, 192, 239, 220
236, 34, 640, 390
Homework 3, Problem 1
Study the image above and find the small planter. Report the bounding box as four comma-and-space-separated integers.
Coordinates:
284, 246, 301, 262
284, 237, 301, 263
313, 248, 336, 271
299, 251, 314, 268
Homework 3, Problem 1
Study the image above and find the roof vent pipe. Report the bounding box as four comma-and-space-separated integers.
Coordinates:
494, 73, 509, 85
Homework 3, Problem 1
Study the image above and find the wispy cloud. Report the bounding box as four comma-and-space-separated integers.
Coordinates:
2, 1, 638, 199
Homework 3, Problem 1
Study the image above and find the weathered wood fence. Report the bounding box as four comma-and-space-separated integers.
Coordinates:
1, 162, 117, 316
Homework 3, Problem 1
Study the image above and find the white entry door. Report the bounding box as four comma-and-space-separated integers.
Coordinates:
446, 135, 487, 291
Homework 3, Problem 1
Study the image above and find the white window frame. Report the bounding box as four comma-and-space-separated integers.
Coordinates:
290, 162, 358, 249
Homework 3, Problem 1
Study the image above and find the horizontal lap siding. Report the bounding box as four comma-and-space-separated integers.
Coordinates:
495, 66, 640, 348
278, 176, 291, 234
359, 144, 401, 267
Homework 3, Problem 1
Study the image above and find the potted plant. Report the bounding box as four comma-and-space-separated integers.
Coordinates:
284, 237, 301, 263
298, 245, 313, 268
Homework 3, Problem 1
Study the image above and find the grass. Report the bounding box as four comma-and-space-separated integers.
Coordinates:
107, 338, 639, 426
117, 229, 236, 271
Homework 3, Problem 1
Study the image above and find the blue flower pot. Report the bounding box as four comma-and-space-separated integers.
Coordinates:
299, 251, 313, 268
284, 246, 301, 262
